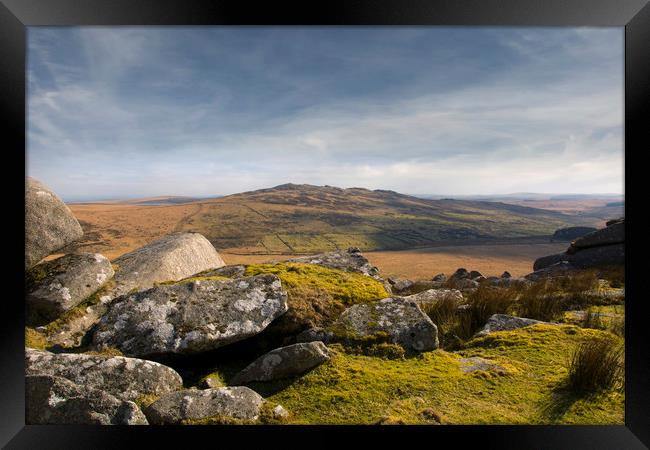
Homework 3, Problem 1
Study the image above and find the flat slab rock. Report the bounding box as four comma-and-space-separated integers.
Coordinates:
26, 374, 148, 425
475, 314, 550, 337
25, 348, 183, 402
332, 297, 438, 352
92, 274, 288, 357
231, 341, 330, 385
111, 232, 226, 297
144, 387, 264, 425
571, 220, 624, 250
25, 177, 84, 269
26, 253, 114, 323
282, 248, 381, 279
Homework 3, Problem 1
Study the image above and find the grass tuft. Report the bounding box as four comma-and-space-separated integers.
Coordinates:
566, 336, 624, 393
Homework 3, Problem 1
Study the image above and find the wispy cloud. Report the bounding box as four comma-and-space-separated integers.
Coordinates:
27, 27, 623, 200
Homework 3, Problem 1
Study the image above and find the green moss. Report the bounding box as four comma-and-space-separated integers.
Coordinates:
263, 326, 623, 425
134, 394, 160, 410
244, 263, 388, 306
25, 327, 49, 350
197, 371, 227, 388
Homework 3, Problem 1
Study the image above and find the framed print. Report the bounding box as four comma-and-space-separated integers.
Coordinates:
1, 0, 648, 448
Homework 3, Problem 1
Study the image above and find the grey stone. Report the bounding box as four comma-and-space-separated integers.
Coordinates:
569, 244, 625, 269
26, 253, 114, 323
92, 274, 288, 357
451, 278, 479, 290
400, 289, 463, 308
231, 342, 330, 385
25, 177, 84, 269
198, 265, 247, 278
295, 327, 335, 344
534, 253, 569, 271
475, 314, 549, 337
501, 271, 512, 279
525, 261, 578, 281
201, 377, 223, 389
111, 232, 226, 297
25, 348, 183, 402
332, 297, 438, 352
469, 270, 483, 279
272, 404, 289, 419
26, 375, 148, 425
450, 268, 471, 280
432, 273, 447, 282
144, 387, 264, 424
388, 278, 415, 293
571, 220, 624, 250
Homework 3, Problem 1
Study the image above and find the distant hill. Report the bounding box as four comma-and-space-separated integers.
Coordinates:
164, 183, 596, 254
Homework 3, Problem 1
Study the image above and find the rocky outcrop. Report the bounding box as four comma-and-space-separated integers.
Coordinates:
25, 348, 183, 402
144, 387, 264, 424
111, 232, 226, 297
26, 253, 114, 323
283, 247, 381, 279
230, 342, 330, 385
475, 314, 549, 337
26, 374, 148, 425
92, 274, 288, 357
400, 289, 463, 307
533, 220, 625, 273
25, 177, 84, 269
331, 298, 438, 352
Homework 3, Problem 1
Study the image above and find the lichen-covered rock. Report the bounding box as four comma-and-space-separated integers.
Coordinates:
26, 374, 148, 425
25, 177, 84, 269
295, 327, 335, 344
231, 342, 330, 385
25, 348, 183, 402
111, 232, 226, 297
332, 298, 438, 352
568, 244, 625, 269
198, 265, 247, 278
400, 289, 463, 307
475, 314, 549, 337
26, 253, 114, 323
283, 248, 381, 279
92, 274, 288, 357
144, 387, 264, 425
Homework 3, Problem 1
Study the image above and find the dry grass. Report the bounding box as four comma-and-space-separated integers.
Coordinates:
365, 241, 569, 279
566, 336, 624, 393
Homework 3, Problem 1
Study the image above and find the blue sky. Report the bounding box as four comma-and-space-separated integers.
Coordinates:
27, 27, 624, 201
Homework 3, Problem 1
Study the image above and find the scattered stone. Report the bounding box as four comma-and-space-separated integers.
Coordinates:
332, 297, 438, 352
92, 274, 288, 357
295, 327, 335, 344
458, 356, 507, 374
432, 273, 447, 282
25, 348, 183, 402
111, 232, 226, 297
272, 404, 289, 420
533, 253, 569, 271
473, 276, 486, 283
387, 278, 415, 293
451, 278, 479, 290
25, 177, 84, 269
26, 374, 148, 425
400, 289, 463, 308
469, 270, 483, 280
500, 271, 512, 279
144, 387, 264, 425
475, 314, 549, 337
26, 253, 114, 323
231, 341, 330, 385
450, 268, 470, 280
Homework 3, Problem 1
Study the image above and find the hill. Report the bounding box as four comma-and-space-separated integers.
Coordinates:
162, 184, 595, 254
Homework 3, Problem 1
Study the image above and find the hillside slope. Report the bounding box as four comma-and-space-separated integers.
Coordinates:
175, 184, 593, 254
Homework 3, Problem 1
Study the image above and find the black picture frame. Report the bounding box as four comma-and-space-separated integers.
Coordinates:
2, 0, 648, 448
